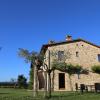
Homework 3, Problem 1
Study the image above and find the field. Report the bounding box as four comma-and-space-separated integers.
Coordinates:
0, 88, 100, 100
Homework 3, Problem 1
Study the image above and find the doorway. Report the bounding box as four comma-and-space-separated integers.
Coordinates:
59, 73, 65, 89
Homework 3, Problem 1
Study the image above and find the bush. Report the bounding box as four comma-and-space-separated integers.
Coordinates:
91, 65, 100, 74
17, 75, 28, 89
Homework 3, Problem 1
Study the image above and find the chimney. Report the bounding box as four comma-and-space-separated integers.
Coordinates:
66, 35, 72, 41
48, 40, 55, 44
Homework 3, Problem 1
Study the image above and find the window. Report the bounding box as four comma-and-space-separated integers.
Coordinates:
76, 52, 79, 57
98, 54, 100, 62
58, 51, 64, 61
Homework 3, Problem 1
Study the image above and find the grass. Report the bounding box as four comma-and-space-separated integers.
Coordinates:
0, 88, 100, 100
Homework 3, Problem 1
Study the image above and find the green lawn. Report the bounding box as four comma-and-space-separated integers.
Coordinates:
0, 88, 100, 100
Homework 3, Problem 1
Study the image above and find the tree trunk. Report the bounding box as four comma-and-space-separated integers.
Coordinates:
43, 71, 47, 98
29, 64, 33, 89
68, 74, 73, 91
33, 65, 38, 97
48, 73, 51, 98
47, 49, 51, 98
52, 70, 55, 91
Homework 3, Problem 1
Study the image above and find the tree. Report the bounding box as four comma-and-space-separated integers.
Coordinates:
10, 78, 17, 83
10, 78, 17, 88
44, 50, 55, 98
52, 61, 82, 91
65, 64, 82, 91
18, 48, 43, 97
50, 50, 73, 91
28, 64, 33, 89
17, 75, 27, 89
44, 63, 55, 98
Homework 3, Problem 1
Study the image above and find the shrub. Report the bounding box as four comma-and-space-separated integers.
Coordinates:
91, 65, 100, 74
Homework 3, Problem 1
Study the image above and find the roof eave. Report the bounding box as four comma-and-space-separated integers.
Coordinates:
40, 38, 100, 54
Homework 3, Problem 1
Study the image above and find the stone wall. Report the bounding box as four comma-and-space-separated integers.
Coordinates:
44, 41, 100, 91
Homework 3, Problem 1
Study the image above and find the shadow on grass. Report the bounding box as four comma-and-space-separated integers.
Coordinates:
0, 93, 10, 95
46, 92, 81, 100
46, 92, 100, 100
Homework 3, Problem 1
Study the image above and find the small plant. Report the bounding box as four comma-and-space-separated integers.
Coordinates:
91, 65, 100, 74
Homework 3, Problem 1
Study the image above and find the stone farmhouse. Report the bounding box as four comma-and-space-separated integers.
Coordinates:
40, 35, 100, 91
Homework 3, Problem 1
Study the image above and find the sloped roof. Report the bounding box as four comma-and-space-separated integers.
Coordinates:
40, 38, 100, 54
